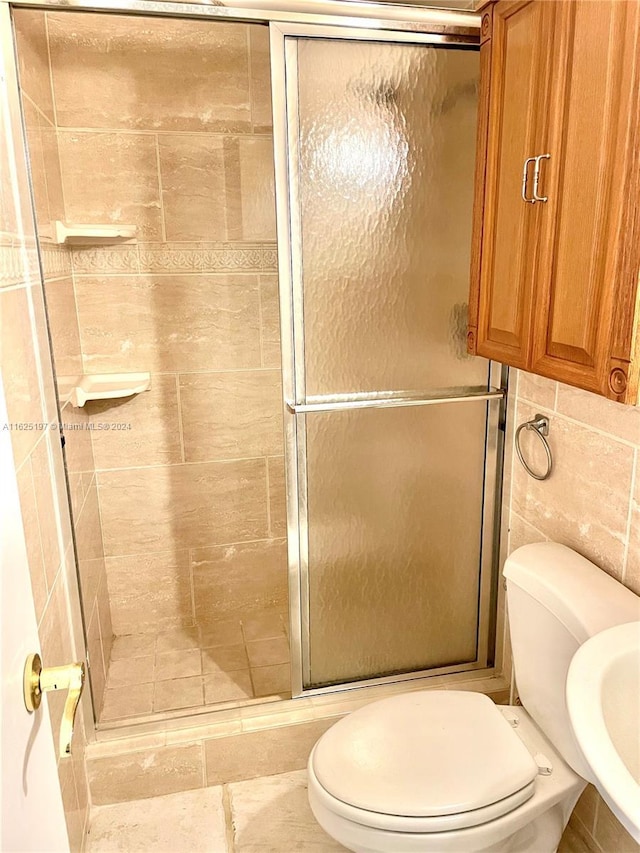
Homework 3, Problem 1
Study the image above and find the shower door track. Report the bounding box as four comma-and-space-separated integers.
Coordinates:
3, 0, 480, 41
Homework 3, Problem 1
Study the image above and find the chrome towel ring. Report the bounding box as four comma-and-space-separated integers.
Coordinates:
515, 414, 553, 481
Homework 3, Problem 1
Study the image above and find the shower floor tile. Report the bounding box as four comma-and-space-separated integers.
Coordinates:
246, 636, 290, 667
155, 626, 201, 653
203, 670, 253, 704
100, 609, 291, 723
101, 683, 154, 722
251, 663, 291, 698
154, 675, 205, 712
199, 619, 245, 649
110, 633, 156, 660
202, 643, 248, 674
155, 648, 202, 681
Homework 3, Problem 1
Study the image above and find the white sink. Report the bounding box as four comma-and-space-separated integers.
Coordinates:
567, 621, 640, 842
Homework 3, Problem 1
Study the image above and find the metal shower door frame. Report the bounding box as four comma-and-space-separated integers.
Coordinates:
270, 21, 507, 697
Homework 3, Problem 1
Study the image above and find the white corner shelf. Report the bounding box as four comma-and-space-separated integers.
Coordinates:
69, 373, 151, 408
53, 221, 137, 246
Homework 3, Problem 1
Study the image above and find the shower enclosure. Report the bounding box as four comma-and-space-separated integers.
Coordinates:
9, 0, 504, 730
271, 25, 504, 692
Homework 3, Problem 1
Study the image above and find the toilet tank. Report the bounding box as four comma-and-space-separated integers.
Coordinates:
504, 542, 640, 781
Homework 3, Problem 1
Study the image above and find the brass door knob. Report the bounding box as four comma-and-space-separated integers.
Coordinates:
23, 653, 85, 758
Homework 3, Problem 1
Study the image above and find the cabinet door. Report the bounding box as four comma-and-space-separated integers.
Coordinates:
530, 0, 640, 399
469, 0, 553, 368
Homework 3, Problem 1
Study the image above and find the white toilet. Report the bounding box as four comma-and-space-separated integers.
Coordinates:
307, 542, 640, 853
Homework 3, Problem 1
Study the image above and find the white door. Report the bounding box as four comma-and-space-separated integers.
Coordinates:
0, 377, 69, 852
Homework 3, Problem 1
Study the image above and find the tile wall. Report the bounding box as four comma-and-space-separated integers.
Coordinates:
13, 9, 288, 720
507, 369, 640, 852
49, 11, 286, 644
1, 11, 93, 848
13, 9, 114, 720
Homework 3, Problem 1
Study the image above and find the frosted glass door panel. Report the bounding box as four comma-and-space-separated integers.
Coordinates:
305, 402, 488, 687
296, 40, 484, 397
281, 33, 498, 692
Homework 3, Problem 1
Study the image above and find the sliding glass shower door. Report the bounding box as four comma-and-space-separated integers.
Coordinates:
271, 26, 505, 692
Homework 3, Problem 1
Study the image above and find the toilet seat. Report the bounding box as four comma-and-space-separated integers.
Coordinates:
310, 690, 540, 832
310, 755, 537, 833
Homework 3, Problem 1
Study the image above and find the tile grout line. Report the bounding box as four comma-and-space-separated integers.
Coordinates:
590, 794, 601, 844
246, 27, 255, 136
240, 623, 257, 700
570, 812, 599, 850
505, 369, 520, 560
517, 392, 640, 449
103, 535, 285, 563
71, 269, 277, 278
23, 95, 56, 223
509, 510, 548, 541
93, 453, 282, 474
92, 366, 282, 377
257, 265, 266, 368
20, 91, 53, 129
621, 447, 638, 586
174, 372, 186, 463
0, 279, 35, 294
200, 741, 207, 789
44, 12, 59, 135
221, 783, 237, 853
94, 578, 110, 690
57, 126, 274, 138
37, 272, 71, 284
264, 456, 272, 538
188, 546, 198, 626
154, 133, 167, 243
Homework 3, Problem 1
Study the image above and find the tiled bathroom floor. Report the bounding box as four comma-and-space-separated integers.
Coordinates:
87, 770, 344, 852
86, 769, 588, 853
101, 609, 291, 722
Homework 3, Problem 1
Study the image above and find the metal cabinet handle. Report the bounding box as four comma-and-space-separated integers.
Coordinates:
521, 156, 537, 203
533, 153, 551, 202
23, 653, 85, 758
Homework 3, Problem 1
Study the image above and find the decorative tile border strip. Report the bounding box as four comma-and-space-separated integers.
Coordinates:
70, 243, 278, 276
40, 243, 73, 281
0, 241, 39, 288
71, 245, 140, 275
139, 242, 278, 274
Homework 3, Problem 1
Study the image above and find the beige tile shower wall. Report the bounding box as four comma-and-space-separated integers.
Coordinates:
44, 12, 287, 638
506, 369, 640, 852
3, 10, 96, 849
13, 9, 114, 722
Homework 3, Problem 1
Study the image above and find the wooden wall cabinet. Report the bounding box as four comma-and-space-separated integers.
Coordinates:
468, 0, 640, 403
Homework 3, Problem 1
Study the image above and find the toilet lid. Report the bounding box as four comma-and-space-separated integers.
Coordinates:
311, 691, 539, 818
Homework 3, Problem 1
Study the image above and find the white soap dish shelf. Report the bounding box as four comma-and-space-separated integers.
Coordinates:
69, 373, 151, 408
53, 221, 137, 245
